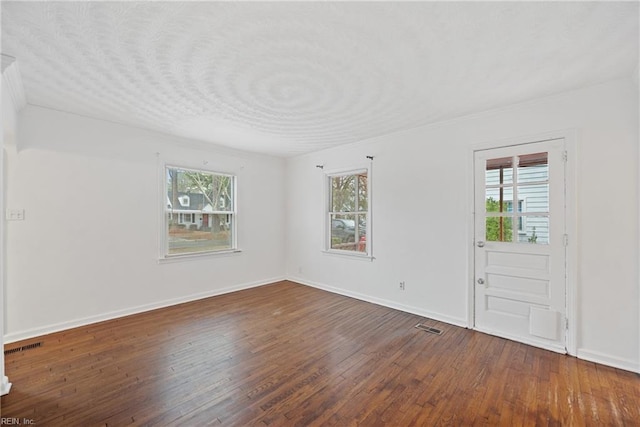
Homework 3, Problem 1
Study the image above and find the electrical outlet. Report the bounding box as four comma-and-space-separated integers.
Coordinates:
298, 267, 303, 274
6, 209, 25, 221
399, 281, 405, 290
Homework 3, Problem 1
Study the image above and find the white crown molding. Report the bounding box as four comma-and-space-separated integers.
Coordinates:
1, 54, 27, 113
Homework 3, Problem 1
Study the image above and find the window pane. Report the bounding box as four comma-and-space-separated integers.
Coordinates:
358, 173, 368, 211
517, 152, 548, 183
486, 157, 513, 185
168, 213, 233, 255
331, 213, 366, 252
331, 175, 356, 212
519, 216, 549, 245
485, 187, 513, 213
517, 183, 549, 213
168, 168, 233, 213
211, 174, 233, 212
486, 216, 514, 242
357, 215, 367, 253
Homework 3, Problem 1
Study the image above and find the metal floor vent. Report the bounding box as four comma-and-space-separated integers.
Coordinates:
415, 324, 443, 335
4, 341, 42, 355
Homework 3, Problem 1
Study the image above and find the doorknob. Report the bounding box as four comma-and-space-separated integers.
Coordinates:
476, 241, 485, 248
477, 278, 485, 285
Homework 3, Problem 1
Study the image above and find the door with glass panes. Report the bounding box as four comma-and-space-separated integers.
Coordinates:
474, 138, 567, 353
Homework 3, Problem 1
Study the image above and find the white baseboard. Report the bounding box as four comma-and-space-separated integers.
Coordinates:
1, 375, 11, 396
4, 276, 285, 344
289, 277, 640, 375
577, 348, 639, 374
288, 276, 468, 328
7, 275, 637, 375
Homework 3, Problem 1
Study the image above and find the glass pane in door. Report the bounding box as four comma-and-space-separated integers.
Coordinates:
486, 216, 514, 242
485, 187, 513, 213
519, 216, 550, 244
486, 157, 513, 185
517, 183, 549, 213
517, 152, 548, 182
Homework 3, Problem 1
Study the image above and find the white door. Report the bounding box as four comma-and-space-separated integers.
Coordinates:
474, 138, 567, 353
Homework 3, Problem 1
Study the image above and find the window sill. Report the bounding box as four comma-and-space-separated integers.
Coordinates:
322, 250, 374, 262
159, 249, 242, 264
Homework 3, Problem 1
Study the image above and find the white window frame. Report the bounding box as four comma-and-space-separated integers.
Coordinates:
160, 163, 238, 260
324, 167, 372, 259
505, 198, 527, 234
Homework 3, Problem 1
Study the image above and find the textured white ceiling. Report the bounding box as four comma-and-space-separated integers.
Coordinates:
2, 2, 638, 157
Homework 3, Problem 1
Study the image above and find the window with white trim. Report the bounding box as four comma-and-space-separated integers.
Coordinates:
327, 170, 369, 255
165, 166, 236, 257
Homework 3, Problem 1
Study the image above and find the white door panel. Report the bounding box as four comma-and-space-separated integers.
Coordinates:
474, 139, 567, 353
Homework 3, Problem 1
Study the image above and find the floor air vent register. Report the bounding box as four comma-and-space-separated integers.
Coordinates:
414, 324, 443, 335
4, 342, 42, 355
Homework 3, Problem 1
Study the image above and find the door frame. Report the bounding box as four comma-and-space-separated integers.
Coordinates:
467, 129, 578, 356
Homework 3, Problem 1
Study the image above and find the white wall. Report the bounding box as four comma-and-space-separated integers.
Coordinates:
2, 57, 24, 395
3, 78, 638, 374
4, 106, 286, 342
1, 70, 12, 395
286, 78, 639, 372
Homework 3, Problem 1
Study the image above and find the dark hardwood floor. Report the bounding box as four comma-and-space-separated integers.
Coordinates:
2, 281, 639, 426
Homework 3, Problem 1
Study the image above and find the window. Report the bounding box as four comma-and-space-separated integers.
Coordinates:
178, 213, 193, 224
327, 170, 369, 255
165, 166, 235, 257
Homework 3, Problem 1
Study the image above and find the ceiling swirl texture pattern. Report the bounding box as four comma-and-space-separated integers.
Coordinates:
2, 2, 638, 156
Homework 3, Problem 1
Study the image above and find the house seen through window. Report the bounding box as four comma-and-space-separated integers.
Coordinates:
166, 166, 235, 256
485, 152, 549, 244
